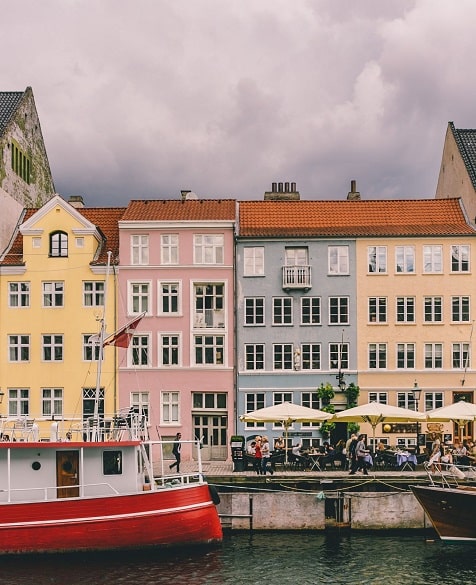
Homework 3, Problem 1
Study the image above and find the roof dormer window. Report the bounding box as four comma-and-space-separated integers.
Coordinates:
49, 231, 68, 257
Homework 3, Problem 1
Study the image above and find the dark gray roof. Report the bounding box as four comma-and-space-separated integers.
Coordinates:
450, 121, 476, 191
0, 90, 26, 136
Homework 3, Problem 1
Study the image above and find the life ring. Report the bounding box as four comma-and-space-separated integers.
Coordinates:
208, 484, 220, 505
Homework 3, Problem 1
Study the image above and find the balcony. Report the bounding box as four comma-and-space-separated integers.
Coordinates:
282, 265, 312, 290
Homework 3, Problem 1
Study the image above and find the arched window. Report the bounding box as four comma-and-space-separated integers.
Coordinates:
50, 231, 68, 257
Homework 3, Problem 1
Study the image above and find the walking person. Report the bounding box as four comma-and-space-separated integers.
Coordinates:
356, 434, 370, 475
169, 432, 182, 473
254, 436, 263, 475
348, 434, 358, 475
260, 435, 274, 475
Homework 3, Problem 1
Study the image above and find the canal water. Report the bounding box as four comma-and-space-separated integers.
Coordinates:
0, 532, 474, 585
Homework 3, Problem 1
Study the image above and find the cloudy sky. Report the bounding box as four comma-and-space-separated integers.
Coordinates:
3, 0, 476, 206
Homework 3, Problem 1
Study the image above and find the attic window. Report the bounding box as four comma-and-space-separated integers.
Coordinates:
75, 237, 84, 248
11, 141, 31, 184
32, 237, 41, 249
49, 231, 68, 258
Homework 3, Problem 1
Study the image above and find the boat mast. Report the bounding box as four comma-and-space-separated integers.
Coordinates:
92, 251, 112, 438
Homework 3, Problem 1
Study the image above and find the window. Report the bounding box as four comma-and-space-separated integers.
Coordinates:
329, 297, 349, 324
452, 296, 470, 322
8, 282, 30, 307
75, 237, 84, 248
131, 234, 149, 265
283, 247, 311, 286
452, 343, 470, 369
368, 392, 387, 404
396, 297, 415, 323
8, 388, 29, 416
424, 343, 443, 369
131, 391, 150, 423
397, 392, 416, 410
194, 335, 224, 365
83, 281, 104, 307
451, 245, 470, 272
245, 393, 265, 428
49, 231, 68, 257
328, 245, 349, 275
42, 335, 64, 361
42, 388, 63, 417
424, 297, 442, 323
301, 392, 321, 426
161, 334, 180, 366
11, 140, 31, 183
397, 343, 415, 369
244, 297, 264, 325
273, 344, 293, 370
301, 297, 320, 325
194, 284, 224, 328
368, 246, 387, 273
161, 391, 180, 424
273, 297, 292, 325
83, 334, 101, 361
245, 344, 264, 370
130, 282, 150, 314
159, 282, 180, 315
424, 392, 443, 411
329, 343, 349, 370
395, 246, 415, 273
103, 451, 123, 475
193, 392, 227, 409
244, 247, 264, 276
194, 234, 224, 264
131, 335, 150, 366
8, 335, 30, 362
301, 344, 321, 370
43, 282, 64, 307
423, 245, 442, 273
368, 297, 387, 323
161, 234, 178, 264
274, 392, 293, 406
368, 343, 387, 369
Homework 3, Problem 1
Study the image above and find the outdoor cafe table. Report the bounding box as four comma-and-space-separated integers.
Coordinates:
306, 452, 324, 471
395, 451, 417, 470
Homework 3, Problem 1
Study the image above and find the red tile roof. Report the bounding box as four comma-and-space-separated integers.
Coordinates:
1, 207, 125, 266
238, 199, 476, 237
121, 199, 236, 221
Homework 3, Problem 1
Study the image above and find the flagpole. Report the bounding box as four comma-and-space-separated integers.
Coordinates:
92, 251, 112, 439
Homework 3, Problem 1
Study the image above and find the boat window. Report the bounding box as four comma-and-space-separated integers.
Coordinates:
103, 450, 123, 475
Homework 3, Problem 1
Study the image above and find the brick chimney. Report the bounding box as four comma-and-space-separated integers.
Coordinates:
68, 195, 85, 208
264, 181, 300, 201
347, 180, 361, 201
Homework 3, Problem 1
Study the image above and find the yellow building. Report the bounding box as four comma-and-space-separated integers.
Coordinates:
356, 198, 476, 450
0, 195, 124, 440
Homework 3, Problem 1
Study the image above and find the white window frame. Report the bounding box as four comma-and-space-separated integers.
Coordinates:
194, 335, 224, 366
8, 282, 30, 308
396, 297, 415, 323
194, 234, 224, 265
452, 296, 470, 322
42, 334, 64, 362
161, 391, 180, 424
451, 245, 470, 273
301, 297, 321, 325
42, 388, 63, 417
368, 343, 387, 369
397, 392, 416, 410
83, 281, 105, 307
395, 246, 415, 273
244, 247, 264, 276
329, 343, 349, 370
273, 344, 293, 370
131, 391, 150, 424
424, 392, 444, 411
424, 296, 443, 323
8, 388, 29, 417
452, 342, 470, 369
368, 392, 388, 404
244, 297, 265, 326
158, 281, 181, 316
161, 234, 179, 265
301, 343, 321, 371
160, 333, 181, 367
245, 344, 265, 371
329, 296, 349, 325
42, 281, 64, 307
131, 234, 149, 265
83, 334, 101, 361
367, 246, 387, 273
130, 334, 151, 367
328, 245, 349, 275
301, 392, 321, 427
368, 297, 387, 323
396, 343, 415, 369
245, 393, 266, 428
129, 281, 151, 315
424, 343, 443, 369
423, 245, 443, 273
272, 297, 293, 325
8, 334, 30, 362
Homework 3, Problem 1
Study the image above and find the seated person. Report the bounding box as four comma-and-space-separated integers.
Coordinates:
453, 439, 469, 466
440, 447, 453, 467
274, 436, 285, 451
247, 441, 256, 455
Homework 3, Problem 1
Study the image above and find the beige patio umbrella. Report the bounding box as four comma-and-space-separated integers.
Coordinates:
334, 401, 426, 452
425, 400, 476, 442
239, 402, 333, 463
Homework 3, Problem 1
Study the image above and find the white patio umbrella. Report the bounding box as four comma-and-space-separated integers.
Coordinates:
334, 401, 426, 452
425, 400, 476, 442
239, 402, 332, 463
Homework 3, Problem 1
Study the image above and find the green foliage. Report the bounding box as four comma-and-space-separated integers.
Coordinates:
320, 404, 335, 436
344, 382, 360, 407
317, 382, 335, 405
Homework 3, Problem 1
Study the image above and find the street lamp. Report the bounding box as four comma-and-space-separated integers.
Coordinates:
336, 371, 346, 392
411, 381, 422, 455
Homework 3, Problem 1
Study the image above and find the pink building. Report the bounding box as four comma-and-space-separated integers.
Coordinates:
117, 197, 236, 461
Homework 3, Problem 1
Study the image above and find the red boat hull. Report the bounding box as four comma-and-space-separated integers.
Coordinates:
0, 484, 222, 554
411, 484, 476, 542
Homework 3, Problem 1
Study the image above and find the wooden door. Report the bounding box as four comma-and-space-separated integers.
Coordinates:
56, 450, 80, 498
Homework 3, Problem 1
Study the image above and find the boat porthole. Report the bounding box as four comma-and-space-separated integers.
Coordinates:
32, 461, 41, 471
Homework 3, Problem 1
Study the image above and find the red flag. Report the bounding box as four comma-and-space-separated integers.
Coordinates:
103, 313, 145, 348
